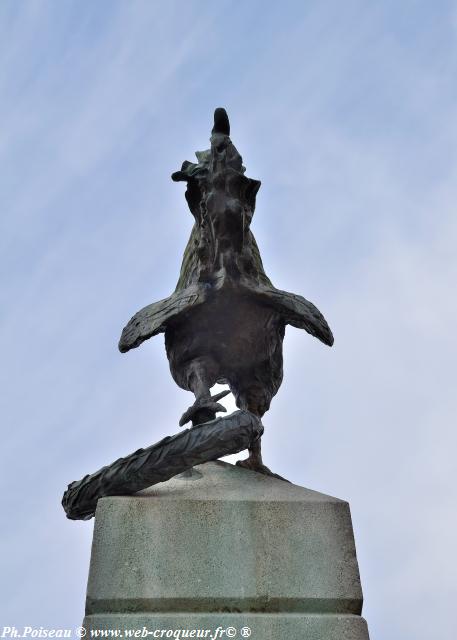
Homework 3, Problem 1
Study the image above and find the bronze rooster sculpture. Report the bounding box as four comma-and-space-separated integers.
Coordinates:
119, 108, 333, 477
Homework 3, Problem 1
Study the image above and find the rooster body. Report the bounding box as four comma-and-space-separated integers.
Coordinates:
119, 109, 333, 474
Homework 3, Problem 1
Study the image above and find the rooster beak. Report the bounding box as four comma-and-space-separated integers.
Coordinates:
212, 107, 230, 136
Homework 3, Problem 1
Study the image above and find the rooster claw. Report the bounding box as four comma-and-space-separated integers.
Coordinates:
236, 458, 289, 482
179, 390, 230, 427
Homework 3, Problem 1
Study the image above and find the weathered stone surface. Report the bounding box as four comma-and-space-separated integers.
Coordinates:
83, 461, 369, 639
85, 613, 369, 639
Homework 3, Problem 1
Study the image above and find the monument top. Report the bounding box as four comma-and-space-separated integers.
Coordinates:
86, 459, 365, 634
136, 460, 346, 504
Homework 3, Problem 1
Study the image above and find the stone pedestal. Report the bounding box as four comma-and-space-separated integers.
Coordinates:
83, 461, 369, 639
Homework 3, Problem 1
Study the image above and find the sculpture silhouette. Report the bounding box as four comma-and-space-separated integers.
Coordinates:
119, 108, 333, 476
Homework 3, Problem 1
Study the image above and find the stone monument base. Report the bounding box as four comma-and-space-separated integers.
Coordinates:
85, 613, 368, 639
83, 461, 369, 640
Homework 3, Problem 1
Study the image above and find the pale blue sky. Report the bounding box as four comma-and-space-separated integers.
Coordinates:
1, 2, 456, 639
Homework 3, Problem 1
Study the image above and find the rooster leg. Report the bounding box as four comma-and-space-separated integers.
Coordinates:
236, 437, 288, 481
179, 362, 230, 427
233, 386, 288, 481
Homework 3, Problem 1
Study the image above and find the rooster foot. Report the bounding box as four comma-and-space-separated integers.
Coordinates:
179, 389, 231, 427
236, 458, 289, 482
